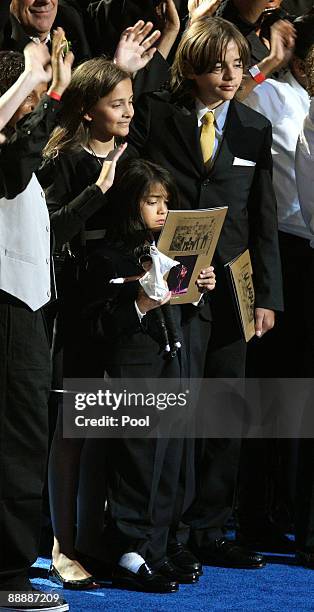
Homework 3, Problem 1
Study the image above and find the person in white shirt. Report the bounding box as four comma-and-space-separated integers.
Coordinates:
241, 12, 314, 376
295, 45, 314, 238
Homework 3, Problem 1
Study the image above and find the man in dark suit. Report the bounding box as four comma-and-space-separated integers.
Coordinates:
0, 0, 91, 63
126, 15, 283, 569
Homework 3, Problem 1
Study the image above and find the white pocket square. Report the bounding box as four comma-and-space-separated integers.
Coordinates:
233, 157, 256, 167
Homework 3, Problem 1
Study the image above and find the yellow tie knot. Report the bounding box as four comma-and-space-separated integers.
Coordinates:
203, 112, 215, 127
200, 111, 215, 165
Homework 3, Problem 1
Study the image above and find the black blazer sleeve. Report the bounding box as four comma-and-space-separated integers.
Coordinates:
83, 251, 143, 343
127, 92, 152, 157
132, 52, 170, 101
41, 156, 108, 249
247, 121, 283, 311
0, 95, 60, 199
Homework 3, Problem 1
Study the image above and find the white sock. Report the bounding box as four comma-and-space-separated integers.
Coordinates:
119, 552, 146, 573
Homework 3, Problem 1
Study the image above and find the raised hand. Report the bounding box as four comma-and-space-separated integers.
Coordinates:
95, 143, 128, 194
237, 19, 296, 101
0, 42, 51, 132
113, 20, 161, 74
188, 0, 222, 23
155, 0, 180, 34
268, 19, 296, 69
155, 0, 181, 59
48, 27, 74, 97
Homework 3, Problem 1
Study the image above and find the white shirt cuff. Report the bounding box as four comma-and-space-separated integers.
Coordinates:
192, 295, 204, 306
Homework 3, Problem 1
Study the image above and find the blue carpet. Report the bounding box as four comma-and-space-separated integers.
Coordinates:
31, 554, 314, 611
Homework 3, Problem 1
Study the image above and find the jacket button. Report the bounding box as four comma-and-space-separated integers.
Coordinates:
47, 290, 51, 297
46, 226, 49, 232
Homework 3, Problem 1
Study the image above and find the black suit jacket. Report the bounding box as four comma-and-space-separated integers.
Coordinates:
127, 90, 283, 317
80, 240, 211, 378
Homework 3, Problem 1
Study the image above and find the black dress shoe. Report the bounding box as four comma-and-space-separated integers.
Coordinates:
237, 530, 295, 553
48, 565, 100, 590
112, 562, 179, 593
156, 559, 199, 584
167, 542, 203, 576
296, 550, 314, 569
75, 551, 113, 580
199, 538, 266, 569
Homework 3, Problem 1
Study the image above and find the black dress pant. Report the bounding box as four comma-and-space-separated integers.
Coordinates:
0, 293, 50, 585
240, 232, 314, 535
184, 279, 247, 549
104, 304, 212, 564
106, 435, 192, 566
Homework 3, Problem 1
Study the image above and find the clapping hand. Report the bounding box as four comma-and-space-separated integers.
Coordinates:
23, 41, 52, 86
95, 143, 128, 194
48, 27, 74, 97
268, 19, 296, 69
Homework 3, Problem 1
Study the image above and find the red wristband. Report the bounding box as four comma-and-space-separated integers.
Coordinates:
248, 65, 266, 84
48, 90, 62, 101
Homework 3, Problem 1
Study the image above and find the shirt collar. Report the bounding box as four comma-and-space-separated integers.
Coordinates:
195, 99, 230, 131
29, 32, 51, 45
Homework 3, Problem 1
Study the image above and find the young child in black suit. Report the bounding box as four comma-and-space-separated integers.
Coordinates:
82, 157, 215, 592
126, 15, 283, 569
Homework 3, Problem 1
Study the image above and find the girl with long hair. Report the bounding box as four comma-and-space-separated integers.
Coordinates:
41, 57, 132, 589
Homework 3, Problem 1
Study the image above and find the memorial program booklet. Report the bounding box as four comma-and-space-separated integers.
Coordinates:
224, 249, 255, 342
157, 207, 228, 305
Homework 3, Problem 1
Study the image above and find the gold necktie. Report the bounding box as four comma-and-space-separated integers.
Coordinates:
200, 111, 215, 165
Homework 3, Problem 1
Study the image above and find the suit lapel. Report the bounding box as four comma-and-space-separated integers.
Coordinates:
169, 104, 205, 175
167, 98, 249, 178
208, 101, 243, 177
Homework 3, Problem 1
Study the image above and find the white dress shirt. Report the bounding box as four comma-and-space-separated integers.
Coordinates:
243, 71, 311, 241
296, 98, 314, 246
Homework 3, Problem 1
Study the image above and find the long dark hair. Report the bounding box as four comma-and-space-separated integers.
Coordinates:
106, 158, 180, 249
